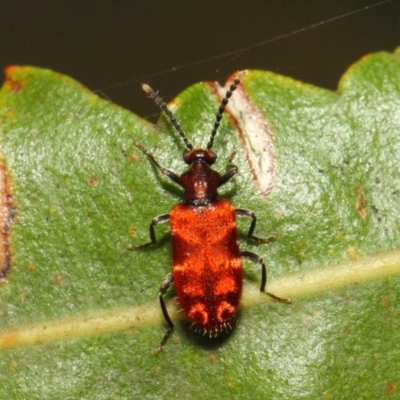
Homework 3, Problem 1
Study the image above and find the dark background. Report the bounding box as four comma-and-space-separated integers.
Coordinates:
1, 1, 399, 119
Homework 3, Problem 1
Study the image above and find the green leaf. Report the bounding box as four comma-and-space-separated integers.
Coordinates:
0, 47, 400, 399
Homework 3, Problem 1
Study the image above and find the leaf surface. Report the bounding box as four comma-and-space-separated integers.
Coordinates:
0, 48, 400, 399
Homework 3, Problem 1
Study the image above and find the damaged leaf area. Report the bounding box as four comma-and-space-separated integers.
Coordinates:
0, 157, 15, 283
0, 47, 400, 399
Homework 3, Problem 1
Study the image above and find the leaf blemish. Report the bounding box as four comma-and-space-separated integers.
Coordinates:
0, 158, 16, 284
88, 174, 99, 187
4, 66, 25, 94
356, 185, 368, 219
210, 74, 276, 196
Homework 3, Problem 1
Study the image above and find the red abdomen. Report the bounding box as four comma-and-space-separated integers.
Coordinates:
170, 199, 242, 337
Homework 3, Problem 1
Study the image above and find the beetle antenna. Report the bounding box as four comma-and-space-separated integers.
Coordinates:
142, 84, 193, 150
207, 70, 247, 150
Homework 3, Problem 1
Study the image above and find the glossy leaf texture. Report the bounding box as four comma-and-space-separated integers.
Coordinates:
0, 47, 400, 399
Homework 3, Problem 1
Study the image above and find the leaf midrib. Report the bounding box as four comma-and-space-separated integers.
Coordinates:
1, 248, 399, 351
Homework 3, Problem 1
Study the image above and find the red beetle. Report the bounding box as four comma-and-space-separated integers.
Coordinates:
132, 71, 290, 352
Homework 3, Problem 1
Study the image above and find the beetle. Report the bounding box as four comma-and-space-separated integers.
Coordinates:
132, 71, 290, 352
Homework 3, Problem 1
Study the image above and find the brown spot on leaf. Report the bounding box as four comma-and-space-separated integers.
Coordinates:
27, 263, 36, 272
4, 66, 25, 93
385, 382, 397, 394
129, 152, 137, 162
88, 174, 98, 187
356, 186, 368, 219
54, 272, 63, 285
347, 247, 359, 261
0, 158, 16, 284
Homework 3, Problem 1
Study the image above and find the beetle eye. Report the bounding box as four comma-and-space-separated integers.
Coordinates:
183, 150, 190, 164
207, 151, 217, 165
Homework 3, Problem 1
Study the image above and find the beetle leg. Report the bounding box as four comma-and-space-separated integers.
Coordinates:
235, 208, 275, 243
135, 142, 181, 185
241, 250, 291, 303
156, 272, 174, 353
218, 150, 238, 187
219, 166, 238, 187
128, 213, 170, 249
